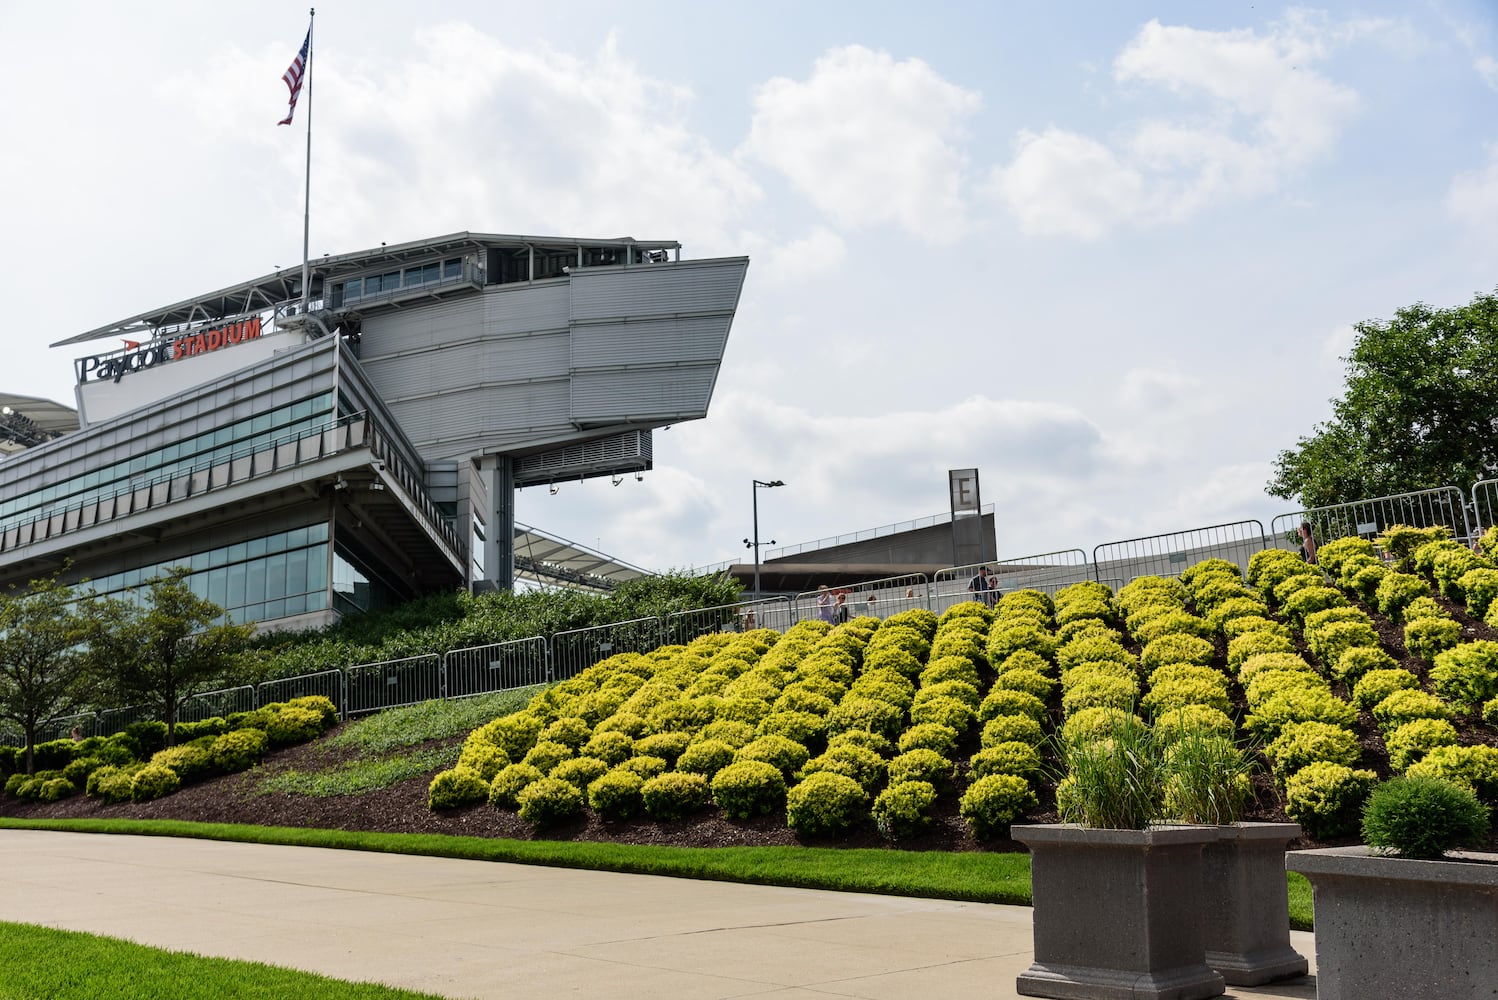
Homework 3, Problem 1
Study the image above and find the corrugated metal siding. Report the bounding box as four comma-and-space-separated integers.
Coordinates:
363, 332, 569, 403
571, 315, 730, 370
571, 366, 718, 423
569, 259, 747, 322
387, 380, 573, 454
359, 284, 568, 357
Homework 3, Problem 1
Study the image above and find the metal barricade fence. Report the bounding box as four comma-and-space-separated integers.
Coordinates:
32, 711, 102, 743
1093, 521, 1268, 585
550, 617, 662, 682
932, 551, 1092, 615
663, 597, 795, 645
1474, 480, 1498, 536
96, 704, 156, 736
177, 685, 256, 723
443, 637, 549, 699
345, 654, 442, 717
257, 669, 345, 717
1272, 486, 1475, 550
794, 573, 929, 624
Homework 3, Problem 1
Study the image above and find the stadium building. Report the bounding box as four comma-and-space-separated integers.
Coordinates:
3, 233, 747, 630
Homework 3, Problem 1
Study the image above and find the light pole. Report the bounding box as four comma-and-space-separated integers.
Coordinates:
744, 479, 784, 600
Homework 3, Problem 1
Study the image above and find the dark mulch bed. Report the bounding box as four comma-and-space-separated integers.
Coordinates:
6, 580, 1498, 854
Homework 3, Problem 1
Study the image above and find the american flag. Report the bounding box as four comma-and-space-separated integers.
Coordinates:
277, 28, 311, 126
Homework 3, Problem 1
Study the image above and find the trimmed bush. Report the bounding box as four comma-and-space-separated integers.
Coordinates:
1405, 616, 1463, 663
970, 740, 1042, 781
86, 764, 141, 804
981, 713, 1045, 748
887, 748, 954, 788
1139, 634, 1215, 675
1059, 706, 1139, 744
825, 696, 902, 741
977, 688, 1048, 725
991, 668, 1056, 702
149, 742, 216, 784
1132, 610, 1212, 646
1244, 687, 1357, 741
873, 780, 939, 840
1153, 704, 1235, 742
826, 728, 893, 757
1227, 631, 1297, 673
736, 734, 811, 778
517, 775, 584, 826
1283, 761, 1377, 839
521, 739, 574, 774
677, 738, 736, 779
1334, 646, 1398, 686
1459, 567, 1498, 618
617, 754, 668, 780
540, 716, 593, 749
960, 773, 1039, 839
587, 768, 645, 819
1372, 689, 1453, 734
1351, 668, 1420, 710
581, 730, 635, 765
428, 767, 489, 810
1141, 677, 1232, 718
1362, 776, 1490, 858
800, 744, 887, 791
130, 763, 181, 802
1386, 718, 1459, 772
487, 763, 543, 809
1375, 573, 1432, 621
786, 771, 869, 837
710, 759, 786, 819
909, 694, 976, 733
1405, 744, 1498, 801
1430, 641, 1498, 710
550, 755, 610, 792
1223, 615, 1291, 642
756, 710, 824, 747
640, 770, 710, 820
897, 722, 959, 757
1264, 721, 1361, 783
210, 729, 268, 774
634, 731, 692, 766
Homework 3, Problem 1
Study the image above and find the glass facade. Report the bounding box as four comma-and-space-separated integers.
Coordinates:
86, 523, 331, 625
0, 392, 336, 533
332, 543, 402, 616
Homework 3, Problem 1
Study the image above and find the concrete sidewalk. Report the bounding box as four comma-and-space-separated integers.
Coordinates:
0, 830, 1316, 999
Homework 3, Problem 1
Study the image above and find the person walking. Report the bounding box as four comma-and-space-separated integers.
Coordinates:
816, 585, 834, 623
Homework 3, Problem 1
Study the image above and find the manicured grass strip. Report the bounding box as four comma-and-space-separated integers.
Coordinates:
259, 745, 459, 797
324, 687, 546, 754
1287, 871, 1313, 931
0, 921, 446, 1000
0, 817, 1033, 905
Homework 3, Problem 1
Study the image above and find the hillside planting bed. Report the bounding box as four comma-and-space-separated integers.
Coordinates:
7, 532, 1498, 855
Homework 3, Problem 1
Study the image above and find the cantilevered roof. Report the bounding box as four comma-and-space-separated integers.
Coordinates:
513, 521, 651, 591
0, 393, 79, 436
50, 231, 683, 348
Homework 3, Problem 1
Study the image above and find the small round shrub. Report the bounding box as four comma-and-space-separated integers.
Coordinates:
1237, 652, 1316, 685
959, 773, 1038, 839
86, 764, 141, 804
756, 710, 823, 747
897, 722, 959, 757
800, 744, 887, 791
149, 743, 215, 784
1430, 640, 1498, 710
264, 705, 325, 748
696, 719, 758, 748
736, 734, 811, 778
677, 738, 736, 779
1244, 687, 1357, 742
1351, 668, 1420, 710
909, 695, 976, 733
581, 730, 634, 765
587, 768, 645, 819
1334, 646, 1398, 686
1139, 634, 1215, 675
773, 687, 835, 717
710, 759, 787, 819
1283, 761, 1376, 839
1132, 610, 1213, 646
1405, 616, 1463, 663
456, 741, 510, 782
873, 780, 938, 840
488, 762, 543, 809
640, 771, 710, 820
1061, 674, 1139, 716
521, 739, 574, 774
981, 713, 1045, 748
1141, 678, 1231, 718
919, 657, 980, 690
1385, 718, 1460, 772
1153, 704, 1236, 742
550, 755, 611, 792
978, 688, 1048, 724
1264, 721, 1362, 783
970, 741, 1042, 781
826, 728, 893, 757
617, 754, 668, 780
593, 711, 649, 740
1405, 744, 1498, 801
1372, 689, 1453, 734
634, 731, 692, 765
1361, 776, 1491, 858
540, 716, 593, 749
786, 771, 869, 837
130, 762, 181, 802
991, 668, 1055, 702
428, 767, 490, 810
1243, 668, 1327, 709
1056, 635, 1132, 672
1060, 707, 1139, 744
825, 696, 903, 741
517, 775, 584, 826
1223, 615, 1291, 642
1375, 573, 1433, 620
887, 748, 954, 788
208, 728, 268, 774
914, 679, 980, 710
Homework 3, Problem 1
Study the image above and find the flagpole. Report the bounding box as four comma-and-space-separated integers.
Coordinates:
300, 8, 315, 314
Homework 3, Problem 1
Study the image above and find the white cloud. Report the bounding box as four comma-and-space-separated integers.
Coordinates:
742, 45, 981, 241
989, 15, 1360, 238
1448, 143, 1498, 227
1118, 367, 1201, 410
1477, 55, 1498, 90
1323, 324, 1356, 365
740, 226, 848, 285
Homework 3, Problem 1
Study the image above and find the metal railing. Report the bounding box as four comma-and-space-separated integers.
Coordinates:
1272, 486, 1474, 549
1093, 521, 1268, 585
663, 597, 795, 644
345, 654, 443, 717
178, 685, 256, 722
794, 573, 930, 624
444, 637, 550, 699
550, 617, 662, 682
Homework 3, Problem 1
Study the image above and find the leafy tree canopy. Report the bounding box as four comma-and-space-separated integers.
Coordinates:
0, 572, 94, 774
1268, 289, 1498, 508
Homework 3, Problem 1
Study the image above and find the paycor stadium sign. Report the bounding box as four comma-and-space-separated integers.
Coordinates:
75, 317, 264, 384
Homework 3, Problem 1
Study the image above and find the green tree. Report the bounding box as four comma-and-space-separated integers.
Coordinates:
1268, 289, 1498, 508
89, 567, 253, 745
0, 573, 94, 775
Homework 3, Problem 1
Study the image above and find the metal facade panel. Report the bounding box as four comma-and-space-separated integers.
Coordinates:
388, 381, 574, 451
568, 259, 747, 322
571, 366, 718, 423
571, 315, 731, 370
362, 332, 570, 403
358, 282, 570, 357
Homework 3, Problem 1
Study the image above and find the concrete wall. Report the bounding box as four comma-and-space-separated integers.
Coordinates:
766, 514, 997, 568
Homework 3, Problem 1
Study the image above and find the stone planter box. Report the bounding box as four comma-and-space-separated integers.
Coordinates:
1014, 824, 1225, 1000
1286, 846, 1498, 1000
1201, 823, 1307, 985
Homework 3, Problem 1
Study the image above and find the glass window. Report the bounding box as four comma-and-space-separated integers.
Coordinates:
226, 563, 246, 609
286, 547, 308, 598
444, 258, 461, 280
344, 278, 361, 299
207, 566, 228, 609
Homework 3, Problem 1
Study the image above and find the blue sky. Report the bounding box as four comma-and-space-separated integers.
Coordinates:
3, 2, 1496, 572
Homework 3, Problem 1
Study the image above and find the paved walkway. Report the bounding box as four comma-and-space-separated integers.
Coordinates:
1, 830, 1317, 999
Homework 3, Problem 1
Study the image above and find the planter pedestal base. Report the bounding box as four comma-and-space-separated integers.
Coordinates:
1014, 825, 1225, 1000
1201, 823, 1307, 986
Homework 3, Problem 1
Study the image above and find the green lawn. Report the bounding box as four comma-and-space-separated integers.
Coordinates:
0, 922, 447, 1000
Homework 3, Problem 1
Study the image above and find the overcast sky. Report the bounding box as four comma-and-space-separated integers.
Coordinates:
4, 2, 1496, 574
